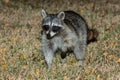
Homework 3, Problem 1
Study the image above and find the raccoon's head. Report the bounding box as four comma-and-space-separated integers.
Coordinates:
41, 9, 65, 39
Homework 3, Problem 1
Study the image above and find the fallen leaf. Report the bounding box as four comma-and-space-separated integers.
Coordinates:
34, 68, 40, 76
2, 56, 7, 63
34, 69, 44, 78
101, 47, 106, 51
87, 3, 94, 10
3, 0, 10, 3
5, 74, 11, 79
80, 8, 84, 13
3, 22, 12, 27
68, 59, 77, 65
29, 76, 33, 80
0, 48, 7, 54
116, 58, 120, 63
111, 41, 118, 46
103, 52, 108, 57
63, 75, 69, 80
12, 37, 18, 42
85, 68, 92, 75
97, 75, 101, 80
51, 69, 56, 75
108, 54, 114, 60
75, 76, 80, 80
19, 54, 25, 60
2, 64, 7, 70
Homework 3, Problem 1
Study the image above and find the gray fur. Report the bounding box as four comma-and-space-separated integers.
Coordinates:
41, 9, 88, 70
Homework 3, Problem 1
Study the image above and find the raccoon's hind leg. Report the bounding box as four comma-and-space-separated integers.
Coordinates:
73, 42, 86, 65
61, 49, 72, 59
61, 52, 67, 59
61, 51, 72, 63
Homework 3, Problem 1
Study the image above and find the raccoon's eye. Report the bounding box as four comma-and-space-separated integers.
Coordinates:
52, 26, 61, 32
42, 25, 49, 31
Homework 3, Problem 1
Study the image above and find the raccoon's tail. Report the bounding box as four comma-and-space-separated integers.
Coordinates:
87, 29, 98, 44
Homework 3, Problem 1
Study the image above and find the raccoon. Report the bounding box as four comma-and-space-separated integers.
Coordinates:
41, 9, 98, 70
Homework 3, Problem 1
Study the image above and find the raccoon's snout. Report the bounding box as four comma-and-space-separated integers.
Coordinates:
46, 31, 57, 39
46, 34, 52, 39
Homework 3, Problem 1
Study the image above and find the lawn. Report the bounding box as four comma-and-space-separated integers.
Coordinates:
0, 0, 120, 80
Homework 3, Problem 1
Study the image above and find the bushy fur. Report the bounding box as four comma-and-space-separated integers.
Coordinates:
41, 9, 98, 70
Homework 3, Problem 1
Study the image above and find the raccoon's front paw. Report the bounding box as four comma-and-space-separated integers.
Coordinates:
78, 60, 83, 66
76, 59, 85, 66
46, 63, 52, 71
47, 65, 52, 71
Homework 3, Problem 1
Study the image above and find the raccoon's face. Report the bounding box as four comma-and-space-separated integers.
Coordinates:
41, 9, 65, 39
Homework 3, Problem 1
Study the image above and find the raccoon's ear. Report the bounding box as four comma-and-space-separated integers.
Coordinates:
57, 12, 65, 20
41, 9, 47, 18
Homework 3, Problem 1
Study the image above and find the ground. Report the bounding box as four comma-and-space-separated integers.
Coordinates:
0, 0, 120, 80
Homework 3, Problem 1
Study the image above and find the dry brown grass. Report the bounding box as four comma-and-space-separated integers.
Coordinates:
0, 0, 120, 80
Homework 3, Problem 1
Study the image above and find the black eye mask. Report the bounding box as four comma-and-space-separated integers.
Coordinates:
42, 25, 49, 31
42, 25, 62, 32
52, 26, 61, 32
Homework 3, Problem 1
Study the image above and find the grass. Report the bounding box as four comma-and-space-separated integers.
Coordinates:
0, 0, 120, 80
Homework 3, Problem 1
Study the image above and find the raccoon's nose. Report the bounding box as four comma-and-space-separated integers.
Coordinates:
46, 34, 51, 39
